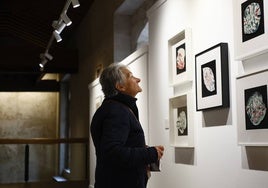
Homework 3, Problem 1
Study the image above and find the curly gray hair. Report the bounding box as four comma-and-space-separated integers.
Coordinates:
99, 63, 127, 98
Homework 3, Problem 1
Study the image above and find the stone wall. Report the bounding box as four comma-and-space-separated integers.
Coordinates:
0, 92, 58, 183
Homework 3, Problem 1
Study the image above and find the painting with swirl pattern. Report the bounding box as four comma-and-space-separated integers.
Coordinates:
242, 0, 264, 42
244, 85, 268, 130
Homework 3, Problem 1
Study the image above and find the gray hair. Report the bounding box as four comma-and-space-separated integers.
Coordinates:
99, 63, 127, 98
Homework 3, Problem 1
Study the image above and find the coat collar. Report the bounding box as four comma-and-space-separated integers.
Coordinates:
105, 93, 139, 120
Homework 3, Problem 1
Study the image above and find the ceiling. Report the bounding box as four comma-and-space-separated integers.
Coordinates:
0, 0, 94, 91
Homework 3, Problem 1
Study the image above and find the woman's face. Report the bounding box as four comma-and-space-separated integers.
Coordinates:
117, 67, 142, 97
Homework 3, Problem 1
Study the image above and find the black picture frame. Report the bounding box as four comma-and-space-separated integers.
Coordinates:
195, 43, 229, 111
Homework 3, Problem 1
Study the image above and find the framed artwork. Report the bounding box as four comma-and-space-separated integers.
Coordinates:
233, 0, 268, 60
168, 28, 192, 86
169, 92, 194, 147
195, 43, 229, 111
236, 70, 268, 146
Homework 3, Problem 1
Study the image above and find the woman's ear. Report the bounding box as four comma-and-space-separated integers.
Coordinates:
115, 83, 125, 92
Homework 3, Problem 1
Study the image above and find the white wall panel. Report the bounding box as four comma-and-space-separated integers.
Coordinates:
146, 0, 268, 188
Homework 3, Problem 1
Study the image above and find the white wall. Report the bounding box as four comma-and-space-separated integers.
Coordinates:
146, 0, 268, 188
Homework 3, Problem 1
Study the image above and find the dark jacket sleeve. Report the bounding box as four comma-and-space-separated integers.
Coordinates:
99, 102, 158, 168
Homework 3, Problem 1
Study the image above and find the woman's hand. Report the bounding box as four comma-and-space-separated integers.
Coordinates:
154, 145, 164, 160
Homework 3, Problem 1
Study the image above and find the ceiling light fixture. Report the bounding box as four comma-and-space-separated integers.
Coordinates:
55, 22, 67, 34
53, 31, 62, 42
39, 52, 53, 70
39, 0, 80, 71
39, 58, 48, 71
61, 13, 72, 26
71, 0, 80, 8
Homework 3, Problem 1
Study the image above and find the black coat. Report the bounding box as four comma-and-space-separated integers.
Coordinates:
90, 93, 158, 188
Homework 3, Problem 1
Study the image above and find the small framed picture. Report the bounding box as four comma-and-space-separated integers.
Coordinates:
195, 43, 229, 111
169, 92, 194, 147
168, 28, 192, 86
233, 0, 268, 60
236, 70, 268, 145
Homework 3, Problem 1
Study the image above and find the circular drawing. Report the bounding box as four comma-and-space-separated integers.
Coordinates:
246, 91, 267, 126
176, 48, 185, 70
202, 67, 215, 92
243, 2, 262, 34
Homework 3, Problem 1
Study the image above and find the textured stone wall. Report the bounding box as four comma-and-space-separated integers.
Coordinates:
0, 92, 58, 183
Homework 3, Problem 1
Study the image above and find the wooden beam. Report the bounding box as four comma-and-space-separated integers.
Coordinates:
0, 138, 89, 144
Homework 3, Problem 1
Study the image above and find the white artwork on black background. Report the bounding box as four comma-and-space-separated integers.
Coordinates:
176, 106, 188, 136
244, 85, 268, 130
175, 43, 186, 75
201, 60, 217, 98
195, 43, 229, 111
242, 0, 265, 42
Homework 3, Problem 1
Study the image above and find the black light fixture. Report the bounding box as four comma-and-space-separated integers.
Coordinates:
39, 52, 53, 70
39, 59, 48, 71
53, 31, 62, 42
56, 23, 66, 34
39, 0, 80, 71
61, 13, 72, 26
71, 0, 80, 8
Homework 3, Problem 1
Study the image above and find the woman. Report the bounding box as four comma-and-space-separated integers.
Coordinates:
90, 63, 164, 188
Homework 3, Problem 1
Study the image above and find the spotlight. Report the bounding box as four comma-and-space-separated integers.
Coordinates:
55, 22, 66, 34
53, 31, 62, 42
61, 13, 72, 26
39, 58, 48, 70
71, 0, 80, 8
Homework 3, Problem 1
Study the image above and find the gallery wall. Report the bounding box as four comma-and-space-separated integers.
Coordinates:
146, 0, 268, 188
